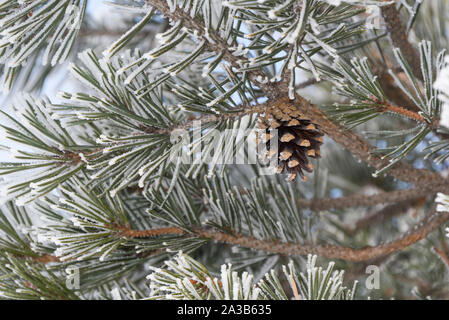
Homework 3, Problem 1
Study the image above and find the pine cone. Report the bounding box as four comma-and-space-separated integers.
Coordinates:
256, 99, 323, 182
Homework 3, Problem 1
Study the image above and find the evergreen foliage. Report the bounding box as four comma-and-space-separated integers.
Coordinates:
0, 0, 448, 300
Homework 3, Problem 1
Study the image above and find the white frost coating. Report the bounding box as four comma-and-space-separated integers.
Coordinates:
436, 193, 449, 213
221, 264, 230, 300
111, 287, 122, 300
307, 32, 337, 58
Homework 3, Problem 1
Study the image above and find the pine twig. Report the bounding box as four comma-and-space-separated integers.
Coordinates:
13, 253, 60, 264
139, 0, 449, 263
290, 93, 444, 186
146, 0, 446, 187
374, 61, 420, 112
114, 207, 449, 262
298, 183, 446, 211
381, 3, 423, 81
138, 103, 266, 135
31, 254, 61, 264
377, 100, 426, 123
199, 209, 449, 262
116, 226, 185, 238
145, 0, 280, 98
345, 197, 426, 234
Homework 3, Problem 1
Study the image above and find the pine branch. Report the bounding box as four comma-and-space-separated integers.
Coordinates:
290, 93, 444, 185
115, 225, 185, 238
113, 206, 449, 262
376, 100, 426, 123
145, 0, 446, 186
298, 183, 446, 211
345, 197, 426, 234
138, 95, 426, 150
373, 57, 421, 112
145, 0, 280, 99
381, 3, 423, 81
139, 103, 266, 135
28, 254, 60, 264
2, 0, 449, 300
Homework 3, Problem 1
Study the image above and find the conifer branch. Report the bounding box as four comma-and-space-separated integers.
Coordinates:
375, 62, 420, 112
290, 93, 444, 185
381, 3, 423, 81
29, 254, 60, 264
345, 197, 426, 234
194, 216, 449, 262
11, 253, 60, 265
145, 0, 445, 187
298, 183, 446, 211
138, 104, 266, 135
116, 225, 185, 238
145, 0, 281, 98
113, 207, 449, 262
1, 0, 449, 300
377, 100, 426, 123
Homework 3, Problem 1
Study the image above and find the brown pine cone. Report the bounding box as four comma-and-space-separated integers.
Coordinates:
256, 99, 323, 182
